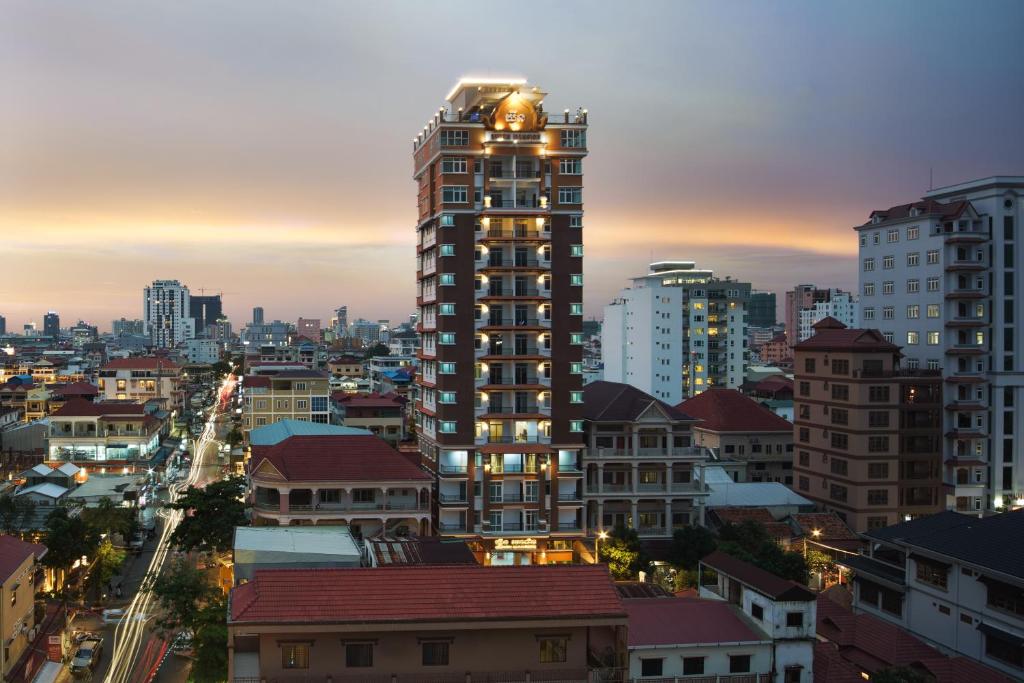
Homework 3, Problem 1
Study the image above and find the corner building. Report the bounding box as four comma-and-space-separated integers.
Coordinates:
414, 79, 588, 564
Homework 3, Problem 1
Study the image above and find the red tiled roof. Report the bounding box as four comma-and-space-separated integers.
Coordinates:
790, 513, 859, 542
51, 382, 99, 396
50, 398, 147, 418
793, 318, 899, 353
243, 376, 271, 388
861, 199, 970, 228
250, 435, 431, 483
102, 357, 180, 371
701, 550, 815, 602
710, 507, 776, 525
677, 388, 792, 433
334, 392, 407, 408
814, 641, 867, 683
230, 565, 626, 624
0, 535, 47, 580
625, 597, 767, 647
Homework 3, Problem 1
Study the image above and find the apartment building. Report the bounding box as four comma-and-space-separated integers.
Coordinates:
241, 370, 330, 436
112, 318, 145, 336
326, 355, 364, 378
583, 381, 708, 539
97, 356, 184, 409
332, 392, 407, 444
856, 177, 1024, 512
295, 317, 321, 343
143, 279, 194, 348
678, 388, 794, 485
189, 294, 222, 337
227, 565, 626, 682
414, 79, 588, 561
0, 536, 48, 682
248, 433, 431, 536
785, 285, 858, 344
792, 318, 944, 532
47, 399, 162, 464
842, 511, 1024, 679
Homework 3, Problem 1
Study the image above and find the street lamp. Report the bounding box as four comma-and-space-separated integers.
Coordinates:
594, 530, 608, 564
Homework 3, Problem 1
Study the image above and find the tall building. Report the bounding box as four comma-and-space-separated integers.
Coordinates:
748, 291, 777, 327
210, 317, 233, 344
296, 317, 321, 343
856, 176, 1024, 511
252, 306, 264, 325
0, 314, 5, 335
42, 311, 60, 337
792, 318, 944, 532
786, 285, 858, 343
189, 294, 223, 336
333, 306, 348, 337
112, 317, 146, 336
143, 279, 195, 348
609, 262, 750, 399
415, 78, 588, 563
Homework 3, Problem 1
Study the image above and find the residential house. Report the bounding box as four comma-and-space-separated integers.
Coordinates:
332, 392, 408, 444
0, 536, 47, 682
97, 356, 183, 409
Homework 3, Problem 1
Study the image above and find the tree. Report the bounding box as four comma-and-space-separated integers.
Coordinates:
147, 557, 218, 635
167, 476, 247, 553
0, 493, 36, 535
598, 525, 651, 580
210, 360, 231, 377
872, 667, 929, 683
41, 507, 100, 602
82, 496, 134, 539
225, 426, 243, 449
363, 342, 389, 359
85, 539, 125, 601
667, 525, 717, 570
191, 595, 229, 682
717, 521, 809, 584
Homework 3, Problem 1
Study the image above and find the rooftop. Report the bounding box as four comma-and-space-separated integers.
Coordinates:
625, 597, 768, 647
248, 419, 370, 447
701, 550, 816, 602
677, 388, 793, 433
793, 318, 900, 353
333, 391, 407, 408
366, 537, 478, 566
0, 535, 47, 580
583, 380, 695, 423
230, 564, 625, 625
102, 356, 180, 371
233, 526, 361, 561
858, 199, 971, 229
50, 398, 148, 418
250, 434, 431, 483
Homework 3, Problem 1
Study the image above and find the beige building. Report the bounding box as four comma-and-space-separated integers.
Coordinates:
0, 536, 47, 681
327, 355, 365, 378
241, 370, 331, 437
97, 356, 183, 409
227, 565, 627, 682
47, 399, 162, 466
677, 387, 795, 485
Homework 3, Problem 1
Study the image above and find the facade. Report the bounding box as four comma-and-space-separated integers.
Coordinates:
252, 307, 264, 325
792, 318, 944, 532
602, 277, 683, 404
678, 388, 794, 485
699, 551, 816, 683
295, 317, 321, 343
242, 320, 289, 346
842, 511, 1024, 679
189, 294, 223, 337
47, 399, 161, 463
0, 536, 47, 682
227, 565, 627, 682
350, 318, 384, 344
414, 79, 588, 561
241, 370, 331, 435
856, 177, 1024, 512
248, 433, 431, 536
333, 306, 348, 337
112, 317, 145, 336
749, 291, 777, 328
327, 355, 364, 378
583, 381, 708, 538
143, 279, 195, 348
332, 392, 407, 444
97, 356, 183, 408
42, 311, 60, 337
185, 338, 220, 365
785, 285, 858, 344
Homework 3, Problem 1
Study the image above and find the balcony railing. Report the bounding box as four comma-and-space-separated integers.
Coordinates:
558, 492, 583, 502
439, 494, 467, 504
255, 501, 426, 514
438, 523, 467, 532
485, 229, 543, 239
482, 259, 543, 268
484, 434, 547, 445
481, 405, 541, 414
482, 346, 544, 356
484, 318, 545, 328
481, 376, 543, 385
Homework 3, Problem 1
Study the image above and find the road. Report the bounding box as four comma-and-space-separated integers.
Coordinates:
91, 377, 233, 683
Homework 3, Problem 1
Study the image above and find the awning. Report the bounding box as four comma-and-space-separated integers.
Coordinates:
977, 622, 1024, 647
31, 661, 62, 683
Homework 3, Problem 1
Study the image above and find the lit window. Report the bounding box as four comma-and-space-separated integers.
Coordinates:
439, 303, 456, 315
439, 244, 455, 257
570, 273, 583, 286
570, 244, 584, 257
439, 421, 457, 433
570, 420, 584, 432
570, 303, 583, 316
570, 391, 583, 403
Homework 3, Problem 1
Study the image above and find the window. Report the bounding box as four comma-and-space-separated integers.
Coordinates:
559, 158, 582, 174
441, 213, 455, 226
570, 244, 584, 257
868, 489, 889, 505
830, 457, 848, 475
831, 409, 849, 426
570, 303, 583, 316
927, 331, 940, 345
570, 273, 583, 286
868, 411, 889, 428
864, 282, 875, 296
439, 332, 455, 344
799, 427, 809, 443
869, 386, 890, 402
439, 421, 456, 433
640, 659, 664, 677
440, 273, 455, 286
282, 643, 309, 669
345, 643, 373, 668
570, 391, 583, 404
907, 279, 920, 294
926, 249, 940, 264
798, 476, 809, 491
570, 362, 582, 374
831, 359, 850, 375
558, 187, 582, 204
804, 358, 816, 373
682, 657, 705, 676
863, 258, 875, 271
831, 384, 849, 400
570, 332, 583, 345
441, 157, 467, 174
907, 252, 920, 266
883, 281, 894, 295
883, 255, 895, 269
422, 641, 450, 666
786, 611, 804, 628
908, 226, 919, 240
799, 381, 810, 397
873, 232, 880, 244
439, 362, 456, 374
868, 436, 889, 452
985, 628, 1024, 668
907, 331, 919, 344
916, 558, 948, 590
439, 243, 455, 257
926, 277, 940, 292
441, 186, 468, 203
831, 433, 848, 450
569, 214, 583, 228
440, 129, 468, 146
570, 420, 584, 432
439, 392, 456, 404
729, 655, 751, 674
830, 483, 848, 502
751, 603, 764, 620
883, 306, 894, 320
539, 637, 567, 663
927, 304, 940, 318
864, 307, 876, 320
868, 462, 889, 479
560, 129, 586, 148
887, 229, 899, 243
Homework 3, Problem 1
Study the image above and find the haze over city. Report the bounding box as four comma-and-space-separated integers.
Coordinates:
3, 0, 1022, 331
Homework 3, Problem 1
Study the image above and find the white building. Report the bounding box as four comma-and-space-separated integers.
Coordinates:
856, 176, 1024, 511
185, 339, 221, 365
607, 262, 751, 401
796, 289, 859, 342
143, 279, 195, 348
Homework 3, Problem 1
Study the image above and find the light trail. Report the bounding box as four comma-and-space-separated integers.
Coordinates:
104, 376, 232, 683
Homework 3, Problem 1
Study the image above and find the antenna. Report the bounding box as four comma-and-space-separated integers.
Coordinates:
929, 166, 933, 191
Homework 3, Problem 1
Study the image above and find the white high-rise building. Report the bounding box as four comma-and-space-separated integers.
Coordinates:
796, 289, 859, 341
604, 262, 750, 401
856, 176, 1024, 512
143, 279, 195, 348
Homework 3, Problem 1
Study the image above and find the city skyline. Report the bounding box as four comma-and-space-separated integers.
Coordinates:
2, 1, 1023, 331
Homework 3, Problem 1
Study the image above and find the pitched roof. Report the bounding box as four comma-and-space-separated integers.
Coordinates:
676, 388, 793, 433
102, 357, 180, 371
367, 537, 478, 566
248, 419, 371, 446
50, 398, 148, 418
863, 509, 1024, 580
583, 380, 695, 422
0, 535, 47, 580
789, 513, 859, 542
51, 382, 99, 396
15, 483, 69, 499
250, 435, 431, 483
701, 550, 815, 602
334, 392, 407, 408
230, 565, 626, 624
793, 319, 899, 353
624, 597, 768, 647
860, 199, 971, 228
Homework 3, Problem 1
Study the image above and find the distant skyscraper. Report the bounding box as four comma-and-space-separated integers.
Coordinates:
334, 306, 348, 337
748, 291, 777, 327
253, 307, 265, 325
189, 294, 223, 336
112, 318, 146, 336
0, 314, 5, 335
296, 318, 321, 343
43, 311, 60, 337
143, 279, 195, 348
785, 285, 858, 344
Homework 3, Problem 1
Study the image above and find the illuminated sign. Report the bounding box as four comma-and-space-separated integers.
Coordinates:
485, 92, 547, 133
494, 537, 537, 550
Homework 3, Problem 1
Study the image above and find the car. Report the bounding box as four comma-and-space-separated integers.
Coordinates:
129, 533, 144, 553
69, 638, 102, 674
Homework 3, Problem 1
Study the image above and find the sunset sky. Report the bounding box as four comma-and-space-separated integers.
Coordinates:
2, 1, 1022, 332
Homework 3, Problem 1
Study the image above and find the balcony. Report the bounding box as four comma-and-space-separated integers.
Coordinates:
637, 526, 667, 537
439, 493, 468, 505
438, 523, 467, 533
480, 376, 543, 386
480, 346, 546, 358
945, 317, 987, 328
481, 228, 545, 240
480, 258, 544, 269
555, 522, 582, 532
945, 344, 986, 356
945, 259, 986, 272
439, 464, 468, 475
637, 482, 668, 493
480, 404, 542, 414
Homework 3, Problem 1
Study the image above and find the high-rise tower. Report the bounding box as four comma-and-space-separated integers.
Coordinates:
414, 79, 589, 564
